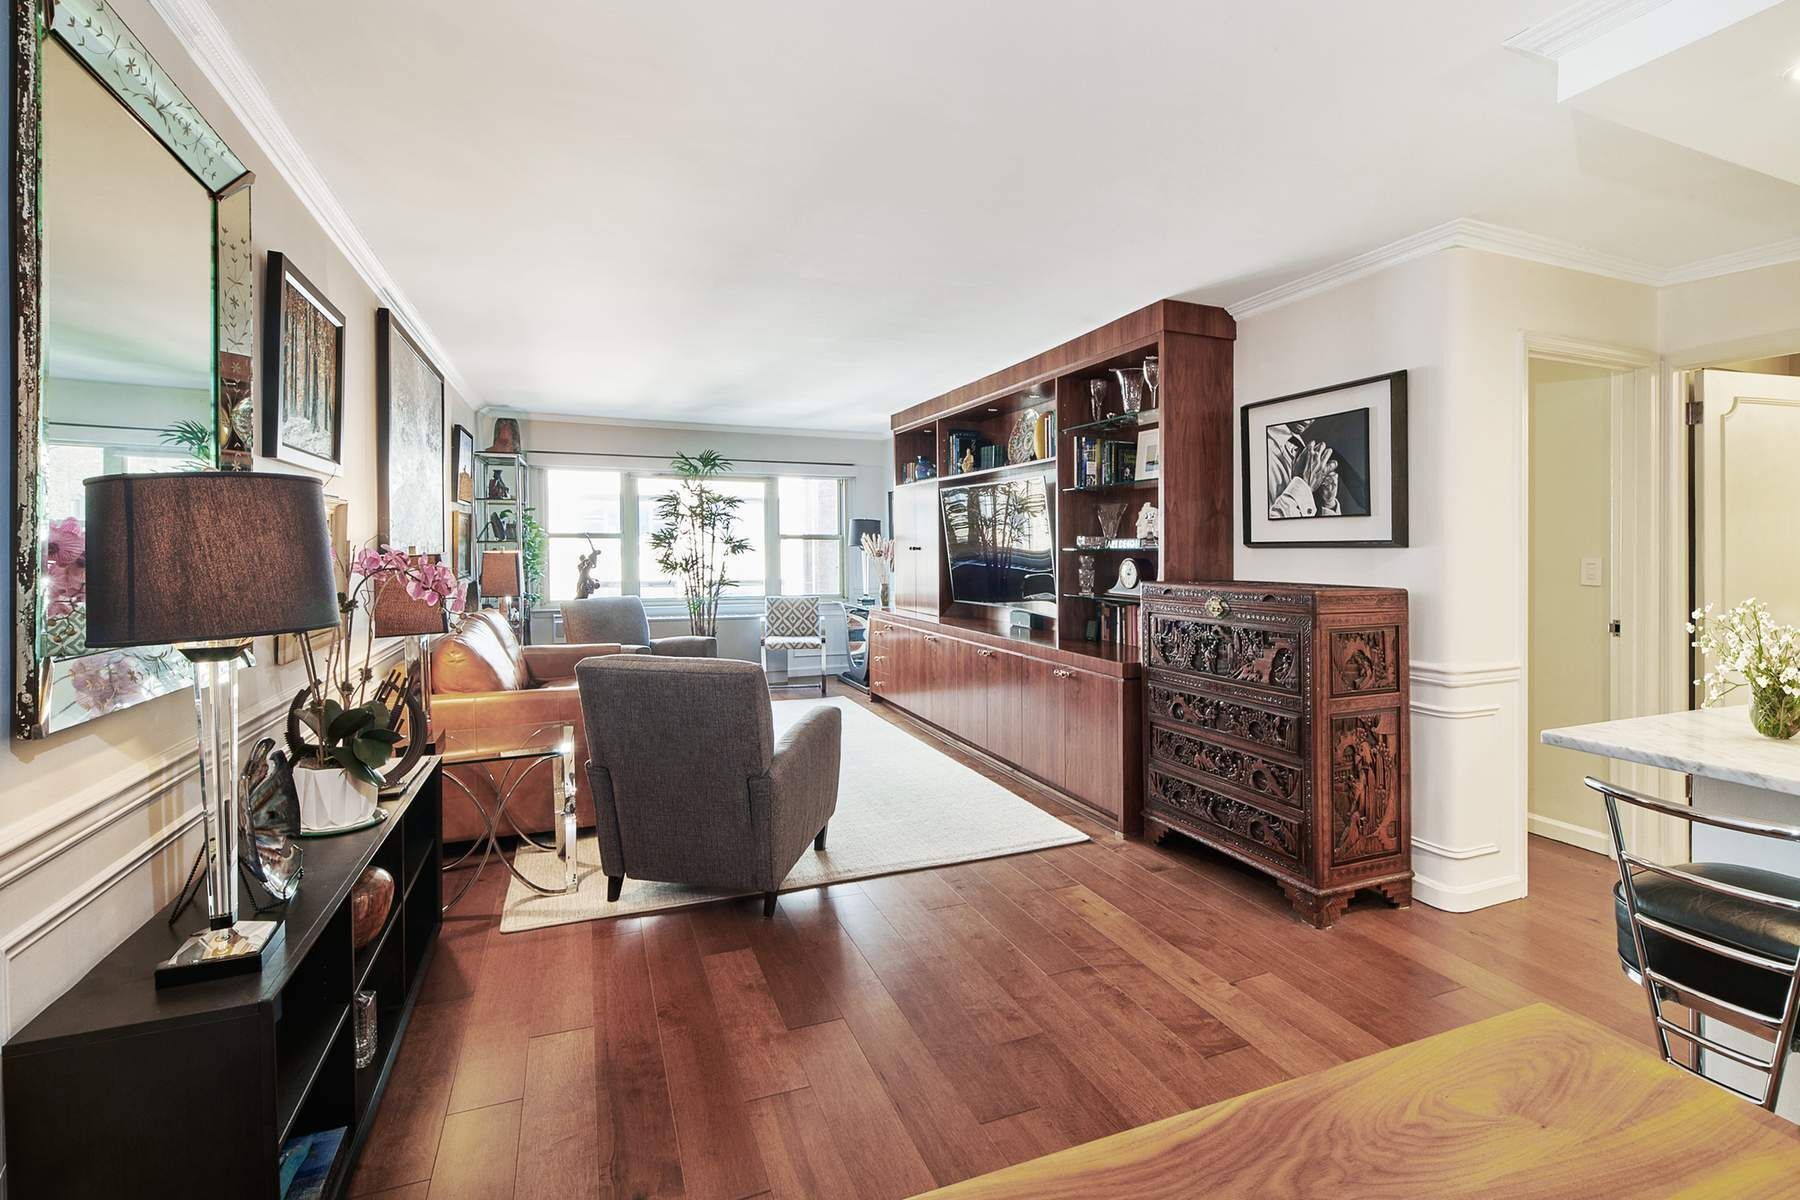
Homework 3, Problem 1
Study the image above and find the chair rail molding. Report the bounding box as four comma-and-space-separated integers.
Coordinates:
1410, 660, 1523, 690
145, 0, 477, 405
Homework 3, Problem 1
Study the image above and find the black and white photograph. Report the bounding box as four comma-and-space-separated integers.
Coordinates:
1264, 407, 1369, 520
1240, 371, 1407, 547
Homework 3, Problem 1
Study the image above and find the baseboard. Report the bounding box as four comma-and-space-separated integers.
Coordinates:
1411, 870, 1526, 912
1528, 812, 1612, 856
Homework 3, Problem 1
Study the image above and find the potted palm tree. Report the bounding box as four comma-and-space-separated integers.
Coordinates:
648, 450, 752, 638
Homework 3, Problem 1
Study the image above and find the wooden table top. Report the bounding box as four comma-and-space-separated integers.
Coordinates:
913, 1004, 1800, 1199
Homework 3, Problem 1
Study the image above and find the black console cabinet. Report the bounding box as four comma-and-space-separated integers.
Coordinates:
3, 758, 443, 1199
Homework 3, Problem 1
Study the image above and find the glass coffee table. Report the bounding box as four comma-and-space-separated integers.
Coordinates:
440, 721, 579, 911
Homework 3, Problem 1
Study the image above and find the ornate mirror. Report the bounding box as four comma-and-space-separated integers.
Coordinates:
12, 0, 254, 737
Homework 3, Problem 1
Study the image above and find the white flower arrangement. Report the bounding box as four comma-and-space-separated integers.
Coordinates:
1688, 598, 1800, 708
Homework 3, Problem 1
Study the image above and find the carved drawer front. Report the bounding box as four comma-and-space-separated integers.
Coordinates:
1149, 726, 1304, 811
1146, 681, 1302, 758
1144, 614, 1304, 697
1327, 625, 1402, 697
1329, 708, 1404, 866
1147, 767, 1304, 871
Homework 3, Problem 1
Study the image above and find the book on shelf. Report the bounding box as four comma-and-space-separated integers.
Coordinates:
280, 1127, 345, 1200
1098, 439, 1136, 486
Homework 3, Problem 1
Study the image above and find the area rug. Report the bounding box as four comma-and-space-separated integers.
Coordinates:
498, 696, 1086, 932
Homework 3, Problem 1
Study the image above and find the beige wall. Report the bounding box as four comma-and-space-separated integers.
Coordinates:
1661, 260, 1800, 365
1232, 247, 1659, 910
0, 0, 477, 1086
1526, 361, 1615, 850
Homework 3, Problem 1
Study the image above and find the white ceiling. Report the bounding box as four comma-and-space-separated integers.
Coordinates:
202, 0, 1800, 433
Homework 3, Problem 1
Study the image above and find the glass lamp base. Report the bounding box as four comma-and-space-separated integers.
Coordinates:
154, 920, 279, 988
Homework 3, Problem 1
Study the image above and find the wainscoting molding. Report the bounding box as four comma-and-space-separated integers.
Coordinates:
1410, 660, 1523, 690
1413, 836, 1502, 861
1411, 699, 1504, 721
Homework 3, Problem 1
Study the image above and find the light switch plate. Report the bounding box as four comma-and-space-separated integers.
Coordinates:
1579, 556, 1603, 587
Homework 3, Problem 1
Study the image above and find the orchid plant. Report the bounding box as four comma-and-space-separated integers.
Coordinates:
1689, 598, 1800, 739
296, 546, 464, 783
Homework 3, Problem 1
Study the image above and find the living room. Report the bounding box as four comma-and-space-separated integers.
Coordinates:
6, 1, 1800, 1197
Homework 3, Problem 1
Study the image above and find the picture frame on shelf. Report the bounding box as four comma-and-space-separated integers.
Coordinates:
376, 310, 447, 555
262, 252, 345, 474
1136, 426, 1161, 481
451, 508, 473, 581
1240, 370, 1407, 548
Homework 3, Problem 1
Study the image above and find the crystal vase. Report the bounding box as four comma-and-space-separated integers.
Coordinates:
1750, 682, 1800, 740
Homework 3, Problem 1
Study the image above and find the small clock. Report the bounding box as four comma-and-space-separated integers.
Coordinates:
1109, 556, 1151, 595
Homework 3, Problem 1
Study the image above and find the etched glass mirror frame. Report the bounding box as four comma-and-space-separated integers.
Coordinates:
11, 0, 255, 737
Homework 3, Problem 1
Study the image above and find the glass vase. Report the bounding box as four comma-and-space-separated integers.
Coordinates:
1750, 683, 1800, 740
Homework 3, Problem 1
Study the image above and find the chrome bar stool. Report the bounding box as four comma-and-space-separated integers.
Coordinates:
1588, 775, 1800, 1111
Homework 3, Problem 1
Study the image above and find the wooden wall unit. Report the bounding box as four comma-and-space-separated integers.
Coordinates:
869, 609, 1141, 829
877, 300, 1234, 831
1139, 582, 1413, 927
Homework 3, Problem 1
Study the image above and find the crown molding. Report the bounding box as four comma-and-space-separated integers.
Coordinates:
492, 405, 891, 441
1501, 0, 1673, 60
147, 0, 479, 405
1658, 236, 1800, 287
1227, 218, 1800, 320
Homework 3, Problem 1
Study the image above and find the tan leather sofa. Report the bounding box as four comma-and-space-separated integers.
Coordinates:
429, 610, 622, 843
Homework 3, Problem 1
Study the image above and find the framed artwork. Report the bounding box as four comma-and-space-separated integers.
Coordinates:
262, 251, 345, 473
1135, 426, 1161, 481
451, 424, 476, 503
274, 496, 349, 664
376, 309, 447, 555
1241, 370, 1407, 548
452, 508, 473, 581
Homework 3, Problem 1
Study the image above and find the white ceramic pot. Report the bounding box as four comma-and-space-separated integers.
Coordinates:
294, 763, 379, 832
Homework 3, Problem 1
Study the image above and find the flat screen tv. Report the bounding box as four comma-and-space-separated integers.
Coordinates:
940, 470, 1056, 613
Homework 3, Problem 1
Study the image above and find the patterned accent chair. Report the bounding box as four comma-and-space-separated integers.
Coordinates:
561, 596, 716, 658
762, 596, 827, 693
576, 655, 840, 917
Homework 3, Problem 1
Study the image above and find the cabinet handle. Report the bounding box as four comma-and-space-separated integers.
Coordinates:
924, 635, 939, 642
1052, 668, 1074, 678
872, 655, 886, 662
976, 649, 995, 658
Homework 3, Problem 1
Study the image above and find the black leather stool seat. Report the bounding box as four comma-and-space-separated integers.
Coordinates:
1614, 862, 1800, 1019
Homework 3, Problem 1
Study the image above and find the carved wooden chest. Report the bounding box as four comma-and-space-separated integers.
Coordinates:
1139, 581, 1411, 927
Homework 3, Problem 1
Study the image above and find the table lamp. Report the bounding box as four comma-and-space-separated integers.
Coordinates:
850, 518, 882, 600
84, 471, 339, 985
480, 549, 522, 630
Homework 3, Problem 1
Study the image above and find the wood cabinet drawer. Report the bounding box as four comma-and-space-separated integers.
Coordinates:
1144, 612, 1304, 700
1148, 725, 1306, 813
1146, 765, 1304, 873
1146, 680, 1302, 760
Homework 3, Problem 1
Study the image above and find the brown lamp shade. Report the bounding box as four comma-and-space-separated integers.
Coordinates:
83, 471, 340, 648
480, 549, 521, 598
371, 560, 450, 637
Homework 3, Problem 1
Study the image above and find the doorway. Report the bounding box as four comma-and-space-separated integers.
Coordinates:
1526, 358, 1626, 853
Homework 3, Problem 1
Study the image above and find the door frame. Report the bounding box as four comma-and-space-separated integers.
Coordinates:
1518, 333, 1677, 864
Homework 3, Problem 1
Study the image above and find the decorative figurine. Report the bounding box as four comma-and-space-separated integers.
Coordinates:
483, 417, 521, 454
486, 468, 511, 499
1136, 502, 1161, 544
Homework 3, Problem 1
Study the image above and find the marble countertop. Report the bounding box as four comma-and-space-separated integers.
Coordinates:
1541, 707, 1800, 797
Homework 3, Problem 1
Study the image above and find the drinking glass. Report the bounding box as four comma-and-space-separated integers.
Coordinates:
1142, 356, 1159, 406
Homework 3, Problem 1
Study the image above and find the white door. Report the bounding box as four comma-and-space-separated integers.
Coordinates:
1695, 369, 1800, 642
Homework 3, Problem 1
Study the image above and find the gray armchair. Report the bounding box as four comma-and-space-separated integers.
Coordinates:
575, 655, 840, 916
562, 596, 716, 657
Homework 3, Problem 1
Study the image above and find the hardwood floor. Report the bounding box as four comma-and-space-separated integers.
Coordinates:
353, 684, 1648, 1200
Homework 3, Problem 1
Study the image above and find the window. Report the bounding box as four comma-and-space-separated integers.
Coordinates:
778, 476, 843, 595
539, 466, 844, 603
543, 469, 622, 600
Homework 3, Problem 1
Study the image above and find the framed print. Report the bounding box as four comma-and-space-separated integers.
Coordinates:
262, 251, 345, 473
1241, 370, 1407, 547
451, 423, 476, 503
376, 309, 447, 555
1135, 426, 1162, 481
452, 508, 474, 581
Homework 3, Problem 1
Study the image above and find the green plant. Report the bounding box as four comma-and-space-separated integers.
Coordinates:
158, 418, 214, 470
520, 506, 548, 605
297, 697, 404, 786
648, 450, 751, 637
